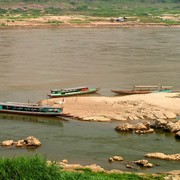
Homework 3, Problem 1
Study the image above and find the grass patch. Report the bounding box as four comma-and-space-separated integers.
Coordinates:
46, 20, 64, 25
69, 18, 90, 24
0, 155, 165, 180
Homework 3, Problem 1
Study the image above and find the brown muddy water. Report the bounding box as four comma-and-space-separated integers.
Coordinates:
0, 28, 180, 173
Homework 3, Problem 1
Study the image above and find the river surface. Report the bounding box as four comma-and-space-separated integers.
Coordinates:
0, 27, 180, 173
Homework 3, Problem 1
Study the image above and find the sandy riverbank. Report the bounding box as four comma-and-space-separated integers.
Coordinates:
39, 93, 180, 122
0, 15, 180, 28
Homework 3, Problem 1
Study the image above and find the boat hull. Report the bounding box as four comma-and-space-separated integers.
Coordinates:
111, 90, 152, 95
0, 109, 62, 117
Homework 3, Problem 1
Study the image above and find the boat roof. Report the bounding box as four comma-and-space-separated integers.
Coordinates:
160, 86, 173, 89
51, 86, 88, 91
0, 102, 58, 108
133, 85, 159, 88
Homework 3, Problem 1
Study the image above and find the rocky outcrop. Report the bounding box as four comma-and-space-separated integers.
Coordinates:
82, 116, 111, 122
1, 136, 41, 148
175, 131, 180, 139
59, 161, 105, 172
24, 136, 41, 147
109, 156, 123, 163
115, 123, 133, 131
145, 153, 180, 161
1, 140, 14, 146
115, 122, 154, 134
150, 119, 180, 133
135, 129, 154, 134
134, 159, 153, 167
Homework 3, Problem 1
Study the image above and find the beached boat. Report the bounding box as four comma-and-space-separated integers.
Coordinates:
48, 86, 100, 98
0, 102, 63, 116
111, 85, 173, 95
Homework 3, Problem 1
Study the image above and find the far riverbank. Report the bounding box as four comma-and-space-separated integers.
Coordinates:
0, 15, 180, 29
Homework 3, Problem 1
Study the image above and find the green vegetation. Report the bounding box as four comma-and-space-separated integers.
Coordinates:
46, 19, 64, 25
0, 155, 164, 180
0, 0, 179, 25
0, 0, 179, 17
69, 18, 90, 24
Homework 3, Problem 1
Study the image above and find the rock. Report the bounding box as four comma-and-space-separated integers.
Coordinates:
145, 152, 180, 161
164, 112, 176, 119
134, 159, 153, 167
128, 115, 139, 120
153, 111, 167, 119
15, 140, 25, 147
1, 140, 14, 146
135, 129, 154, 134
164, 170, 180, 175
171, 121, 180, 133
112, 156, 123, 161
85, 164, 105, 172
164, 175, 180, 180
112, 115, 127, 121
133, 123, 148, 130
82, 116, 111, 122
164, 122, 175, 132
109, 158, 114, 163
115, 123, 133, 132
146, 113, 156, 120
126, 164, 133, 168
175, 131, 180, 139
109, 156, 123, 162
61, 159, 68, 164
24, 136, 41, 147
150, 119, 168, 129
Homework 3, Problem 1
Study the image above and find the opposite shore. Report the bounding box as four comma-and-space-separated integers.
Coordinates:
0, 15, 180, 29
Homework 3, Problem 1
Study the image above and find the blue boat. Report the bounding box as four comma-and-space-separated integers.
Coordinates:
0, 102, 63, 117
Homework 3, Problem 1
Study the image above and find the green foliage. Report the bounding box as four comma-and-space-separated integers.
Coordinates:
0, 155, 164, 180
44, 7, 62, 15
0, 0, 179, 23
69, 18, 90, 24
0, 155, 62, 179
0, 8, 7, 14
46, 20, 64, 25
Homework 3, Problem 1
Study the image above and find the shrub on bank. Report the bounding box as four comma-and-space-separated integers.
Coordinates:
0, 155, 164, 180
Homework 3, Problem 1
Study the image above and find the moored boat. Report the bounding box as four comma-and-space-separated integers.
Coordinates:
0, 102, 63, 117
48, 86, 100, 98
111, 85, 173, 96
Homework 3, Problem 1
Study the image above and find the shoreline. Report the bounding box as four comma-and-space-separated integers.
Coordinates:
1, 15, 180, 29
1, 23, 180, 29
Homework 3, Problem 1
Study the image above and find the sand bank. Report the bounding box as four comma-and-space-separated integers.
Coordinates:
0, 15, 180, 28
39, 93, 180, 122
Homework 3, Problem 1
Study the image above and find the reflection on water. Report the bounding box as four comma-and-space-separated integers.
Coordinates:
0, 113, 64, 126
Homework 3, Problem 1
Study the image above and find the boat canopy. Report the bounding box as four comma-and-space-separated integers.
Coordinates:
133, 86, 159, 90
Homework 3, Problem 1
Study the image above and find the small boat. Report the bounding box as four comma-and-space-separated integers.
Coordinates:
111, 85, 173, 96
48, 86, 100, 98
0, 102, 63, 117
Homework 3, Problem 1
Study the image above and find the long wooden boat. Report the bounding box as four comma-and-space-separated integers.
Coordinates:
111, 85, 173, 96
48, 86, 100, 98
0, 102, 63, 117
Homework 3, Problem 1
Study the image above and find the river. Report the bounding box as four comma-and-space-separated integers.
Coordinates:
0, 27, 179, 173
